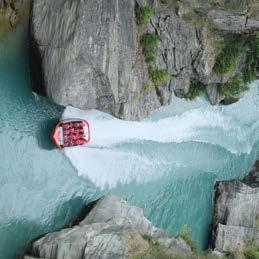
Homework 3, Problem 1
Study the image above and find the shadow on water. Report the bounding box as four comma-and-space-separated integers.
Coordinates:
36, 118, 60, 150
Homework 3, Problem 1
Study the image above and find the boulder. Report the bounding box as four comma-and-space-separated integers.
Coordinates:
24, 196, 192, 259
211, 161, 259, 253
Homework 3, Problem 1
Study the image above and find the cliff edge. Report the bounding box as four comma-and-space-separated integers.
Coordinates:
211, 160, 259, 255
22, 196, 192, 259
29, 0, 259, 120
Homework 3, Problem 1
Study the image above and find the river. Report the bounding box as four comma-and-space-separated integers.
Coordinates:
0, 23, 258, 259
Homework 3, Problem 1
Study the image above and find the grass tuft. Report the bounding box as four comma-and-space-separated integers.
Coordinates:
178, 225, 199, 254
185, 80, 206, 100
243, 32, 259, 83
213, 33, 258, 99
136, 6, 154, 25
138, 234, 183, 259
138, 8, 171, 87
243, 246, 259, 259
213, 36, 245, 74
148, 67, 171, 86
218, 74, 248, 98
140, 33, 160, 63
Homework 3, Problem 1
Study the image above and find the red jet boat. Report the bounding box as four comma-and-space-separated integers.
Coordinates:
51, 119, 90, 148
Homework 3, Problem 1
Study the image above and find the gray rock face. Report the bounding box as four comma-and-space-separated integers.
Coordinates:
30, 0, 160, 120
151, 1, 258, 104
208, 9, 259, 33
29, 0, 259, 120
24, 196, 192, 259
211, 161, 259, 253
214, 224, 259, 252
151, 9, 217, 100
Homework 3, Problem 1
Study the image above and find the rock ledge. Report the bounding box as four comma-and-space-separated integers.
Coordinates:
23, 196, 192, 259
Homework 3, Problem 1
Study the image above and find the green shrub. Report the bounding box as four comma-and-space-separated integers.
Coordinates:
148, 67, 171, 85
136, 6, 154, 25
215, 39, 226, 50
142, 233, 153, 242
140, 32, 170, 86
250, 32, 259, 59
140, 33, 160, 63
243, 53, 257, 83
185, 80, 206, 100
243, 246, 259, 259
178, 225, 199, 254
138, 234, 183, 259
213, 32, 258, 99
213, 36, 245, 74
242, 33, 259, 83
218, 74, 248, 98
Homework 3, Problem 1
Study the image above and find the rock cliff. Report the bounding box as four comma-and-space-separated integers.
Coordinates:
29, 0, 161, 120
21, 163, 259, 259
211, 160, 259, 254
22, 196, 192, 259
29, 0, 259, 120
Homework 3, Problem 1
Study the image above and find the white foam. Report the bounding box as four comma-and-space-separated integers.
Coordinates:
63, 81, 259, 188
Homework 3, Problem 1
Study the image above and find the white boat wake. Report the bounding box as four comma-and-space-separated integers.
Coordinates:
63, 81, 259, 188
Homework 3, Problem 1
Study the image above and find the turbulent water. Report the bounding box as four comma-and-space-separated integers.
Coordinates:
0, 24, 259, 259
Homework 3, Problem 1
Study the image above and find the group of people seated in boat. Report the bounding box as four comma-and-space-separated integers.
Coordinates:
62, 121, 87, 147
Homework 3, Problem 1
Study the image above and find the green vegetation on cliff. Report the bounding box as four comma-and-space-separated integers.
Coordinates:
243, 33, 259, 83
243, 246, 259, 259
136, 6, 154, 25
140, 33, 160, 63
148, 67, 171, 86
227, 238, 259, 259
213, 36, 245, 74
214, 33, 258, 99
178, 225, 199, 254
185, 81, 206, 100
138, 7, 171, 86
136, 234, 183, 259
218, 74, 248, 98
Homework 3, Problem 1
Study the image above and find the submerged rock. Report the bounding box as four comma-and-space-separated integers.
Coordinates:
23, 196, 192, 259
0, 0, 26, 28
211, 161, 259, 253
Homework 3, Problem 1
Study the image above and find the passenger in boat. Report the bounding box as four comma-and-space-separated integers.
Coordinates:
63, 123, 70, 130
73, 122, 80, 128
63, 129, 70, 135
74, 128, 84, 134
74, 139, 87, 145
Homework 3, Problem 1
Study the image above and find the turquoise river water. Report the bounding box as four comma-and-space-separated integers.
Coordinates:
0, 24, 259, 259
